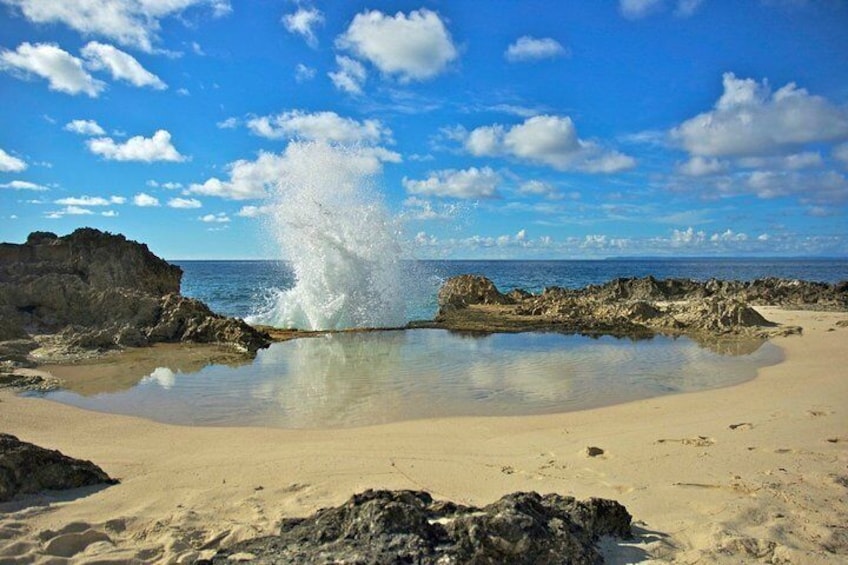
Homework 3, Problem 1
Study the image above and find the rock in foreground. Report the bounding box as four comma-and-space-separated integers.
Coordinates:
0, 228, 270, 362
0, 433, 117, 502
205, 489, 631, 564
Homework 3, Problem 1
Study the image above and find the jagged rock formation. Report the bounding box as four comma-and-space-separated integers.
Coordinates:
428, 275, 846, 338
204, 489, 632, 564
0, 229, 269, 362
0, 433, 117, 502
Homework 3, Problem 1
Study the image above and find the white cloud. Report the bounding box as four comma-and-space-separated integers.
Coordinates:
677, 156, 728, 176
518, 180, 562, 200
832, 143, 848, 167
216, 117, 238, 129
328, 55, 366, 95
672, 72, 848, 157
81, 41, 166, 89
189, 141, 399, 201
465, 115, 636, 173
236, 205, 271, 217
87, 129, 186, 162
282, 6, 323, 47
620, 0, 703, 18
505, 36, 567, 62
54, 195, 122, 206
200, 212, 230, 223
133, 192, 160, 207
167, 197, 201, 208
295, 63, 316, 82
336, 9, 457, 82
0, 42, 104, 96
247, 110, 391, 144
620, 0, 664, 18
2, 0, 232, 53
0, 148, 27, 172
401, 196, 458, 221
403, 167, 500, 199
64, 119, 106, 135
1, 180, 47, 190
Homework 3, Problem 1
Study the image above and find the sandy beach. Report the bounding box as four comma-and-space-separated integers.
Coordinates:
1, 307, 846, 564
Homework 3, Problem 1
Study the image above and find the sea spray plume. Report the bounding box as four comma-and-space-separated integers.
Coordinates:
248, 141, 406, 330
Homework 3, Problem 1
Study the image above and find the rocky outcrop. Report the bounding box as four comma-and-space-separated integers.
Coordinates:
0, 229, 270, 362
426, 275, 846, 338
0, 433, 117, 502
205, 489, 632, 564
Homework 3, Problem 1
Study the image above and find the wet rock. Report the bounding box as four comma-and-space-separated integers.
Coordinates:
0, 433, 117, 502
0, 228, 270, 362
205, 489, 632, 564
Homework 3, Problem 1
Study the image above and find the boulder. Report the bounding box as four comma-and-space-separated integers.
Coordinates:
205, 489, 631, 564
0, 434, 117, 502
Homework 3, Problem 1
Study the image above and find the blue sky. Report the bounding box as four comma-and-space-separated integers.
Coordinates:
1, 0, 847, 259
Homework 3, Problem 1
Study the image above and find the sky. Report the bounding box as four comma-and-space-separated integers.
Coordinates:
1, 0, 847, 260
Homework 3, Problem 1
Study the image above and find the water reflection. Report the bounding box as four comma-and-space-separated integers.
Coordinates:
42, 330, 781, 429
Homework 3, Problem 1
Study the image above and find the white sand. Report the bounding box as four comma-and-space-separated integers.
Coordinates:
1, 308, 846, 563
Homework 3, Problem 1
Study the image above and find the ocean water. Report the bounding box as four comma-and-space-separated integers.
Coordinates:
175, 258, 848, 324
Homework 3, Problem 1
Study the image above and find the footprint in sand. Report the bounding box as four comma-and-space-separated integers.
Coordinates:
43, 529, 113, 558
656, 436, 715, 447
729, 422, 753, 431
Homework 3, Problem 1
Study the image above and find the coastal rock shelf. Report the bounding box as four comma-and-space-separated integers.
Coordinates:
426, 274, 847, 338
0, 229, 270, 365
204, 489, 632, 564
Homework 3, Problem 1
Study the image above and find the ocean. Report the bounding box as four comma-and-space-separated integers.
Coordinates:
176, 258, 848, 323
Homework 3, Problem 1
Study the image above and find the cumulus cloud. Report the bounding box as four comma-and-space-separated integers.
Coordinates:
247, 110, 390, 144
295, 63, 316, 82
328, 55, 366, 95
1, 0, 231, 52
0, 148, 27, 172
518, 180, 562, 200
833, 143, 848, 167
87, 130, 186, 162
1, 180, 48, 190
465, 115, 636, 173
0, 42, 104, 96
200, 212, 230, 223
64, 119, 105, 135
167, 197, 201, 208
403, 167, 500, 199
672, 72, 848, 157
133, 192, 160, 206
677, 156, 728, 176
505, 36, 567, 62
282, 6, 323, 47
189, 141, 398, 201
81, 41, 166, 89
336, 9, 457, 82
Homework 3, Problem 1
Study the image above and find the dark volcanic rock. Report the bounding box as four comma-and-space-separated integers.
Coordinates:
0, 228, 270, 360
0, 433, 117, 502
205, 489, 632, 564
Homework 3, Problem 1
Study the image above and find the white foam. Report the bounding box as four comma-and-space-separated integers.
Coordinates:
247, 141, 407, 330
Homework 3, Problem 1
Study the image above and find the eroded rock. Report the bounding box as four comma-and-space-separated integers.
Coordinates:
205, 489, 632, 564
0, 228, 270, 362
0, 433, 117, 502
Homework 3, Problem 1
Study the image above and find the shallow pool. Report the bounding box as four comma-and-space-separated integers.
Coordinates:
40, 329, 782, 429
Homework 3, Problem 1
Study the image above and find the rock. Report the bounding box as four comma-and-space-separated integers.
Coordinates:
0, 433, 117, 502
0, 228, 270, 361
438, 275, 513, 312
205, 489, 632, 564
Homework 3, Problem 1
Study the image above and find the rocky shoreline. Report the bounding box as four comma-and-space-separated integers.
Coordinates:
0, 228, 270, 368
417, 274, 847, 341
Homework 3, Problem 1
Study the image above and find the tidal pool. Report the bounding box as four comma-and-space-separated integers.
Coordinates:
40, 329, 782, 429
